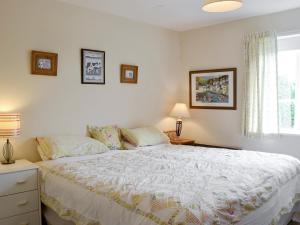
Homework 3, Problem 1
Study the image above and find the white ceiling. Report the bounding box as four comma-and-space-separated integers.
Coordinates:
58, 0, 300, 31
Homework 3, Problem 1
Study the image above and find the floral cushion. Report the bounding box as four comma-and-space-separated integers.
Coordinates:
88, 125, 123, 150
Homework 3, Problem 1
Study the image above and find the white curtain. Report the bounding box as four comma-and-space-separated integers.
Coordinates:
295, 55, 300, 131
243, 31, 279, 137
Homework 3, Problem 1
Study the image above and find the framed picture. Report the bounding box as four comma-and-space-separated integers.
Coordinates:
120, 64, 138, 84
31, 51, 58, 76
81, 49, 105, 84
189, 68, 237, 110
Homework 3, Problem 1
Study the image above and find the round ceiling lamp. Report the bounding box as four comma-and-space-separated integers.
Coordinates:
202, 0, 243, 12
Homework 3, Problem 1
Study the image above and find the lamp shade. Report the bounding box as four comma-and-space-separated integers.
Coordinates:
0, 113, 21, 137
202, 0, 243, 12
170, 103, 190, 119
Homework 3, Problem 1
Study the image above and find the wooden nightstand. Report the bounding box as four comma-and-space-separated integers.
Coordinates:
164, 131, 195, 145
0, 159, 41, 225
170, 138, 195, 145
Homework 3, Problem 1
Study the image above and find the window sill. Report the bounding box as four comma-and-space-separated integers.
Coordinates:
279, 129, 300, 136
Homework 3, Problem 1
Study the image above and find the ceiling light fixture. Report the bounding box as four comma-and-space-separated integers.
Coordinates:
202, 0, 243, 12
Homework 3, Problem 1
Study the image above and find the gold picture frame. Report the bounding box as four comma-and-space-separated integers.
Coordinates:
120, 64, 138, 84
31, 51, 58, 76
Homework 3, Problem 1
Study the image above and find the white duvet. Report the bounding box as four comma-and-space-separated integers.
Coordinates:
37, 144, 300, 225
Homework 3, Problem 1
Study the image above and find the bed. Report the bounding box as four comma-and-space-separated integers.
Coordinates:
37, 144, 300, 225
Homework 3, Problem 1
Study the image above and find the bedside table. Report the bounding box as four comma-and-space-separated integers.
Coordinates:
164, 131, 195, 145
0, 159, 41, 225
170, 138, 195, 145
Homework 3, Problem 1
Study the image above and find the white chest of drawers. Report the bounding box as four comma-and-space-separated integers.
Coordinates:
0, 160, 41, 225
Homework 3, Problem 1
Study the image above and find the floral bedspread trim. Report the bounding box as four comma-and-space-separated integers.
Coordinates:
269, 193, 300, 225
41, 190, 300, 225
39, 164, 172, 225
41, 192, 101, 225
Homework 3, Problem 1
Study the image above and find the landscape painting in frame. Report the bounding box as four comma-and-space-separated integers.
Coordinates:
81, 49, 105, 84
189, 68, 237, 110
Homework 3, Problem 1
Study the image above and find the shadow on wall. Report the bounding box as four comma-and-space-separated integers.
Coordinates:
182, 120, 217, 143
156, 117, 177, 132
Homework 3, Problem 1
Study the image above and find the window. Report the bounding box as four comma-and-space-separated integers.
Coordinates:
278, 34, 300, 134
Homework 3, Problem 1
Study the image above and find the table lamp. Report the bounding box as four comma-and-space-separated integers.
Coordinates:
0, 113, 20, 164
169, 103, 190, 137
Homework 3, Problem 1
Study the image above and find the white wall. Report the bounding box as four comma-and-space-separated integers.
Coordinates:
181, 8, 300, 159
1, 0, 300, 162
0, 0, 182, 162
279, 35, 300, 51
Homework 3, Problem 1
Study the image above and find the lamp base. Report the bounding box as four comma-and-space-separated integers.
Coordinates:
1, 159, 15, 165
176, 119, 183, 137
2, 139, 15, 165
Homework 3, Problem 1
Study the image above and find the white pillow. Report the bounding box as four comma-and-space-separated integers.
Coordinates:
121, 126, 169, 147
36, 136, 109, 160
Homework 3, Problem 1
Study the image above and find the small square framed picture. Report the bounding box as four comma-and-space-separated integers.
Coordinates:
31, 51, 58, 76
81, 49, 105, 84
120, 64, 138, 84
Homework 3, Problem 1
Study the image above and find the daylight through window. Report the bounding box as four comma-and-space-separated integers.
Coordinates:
278, 34, 300, 134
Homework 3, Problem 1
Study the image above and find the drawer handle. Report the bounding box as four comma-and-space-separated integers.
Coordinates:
19, 222, 29, 225
16, 179, 27, 184
17, 200, 29, 206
